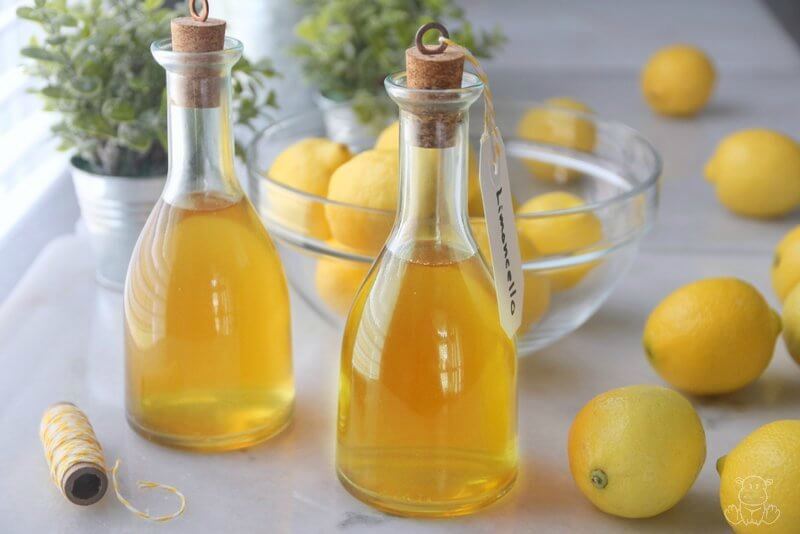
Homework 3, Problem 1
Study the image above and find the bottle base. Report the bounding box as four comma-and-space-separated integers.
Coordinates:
336, 465, 517, 518
126, 407, 293, 452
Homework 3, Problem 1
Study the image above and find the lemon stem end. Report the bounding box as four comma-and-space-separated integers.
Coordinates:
716, 455, 726, 475
590, 469, 608, 489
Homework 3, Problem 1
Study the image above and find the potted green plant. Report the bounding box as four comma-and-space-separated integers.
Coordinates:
17, 0, 277, 288
293, 0, 504, 146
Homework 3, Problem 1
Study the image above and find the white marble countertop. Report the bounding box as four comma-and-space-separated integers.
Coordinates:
1, 1, 799, 532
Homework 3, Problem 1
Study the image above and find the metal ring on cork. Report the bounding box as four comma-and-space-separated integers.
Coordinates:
189, 0, 209, 23
415, 22, 449, 55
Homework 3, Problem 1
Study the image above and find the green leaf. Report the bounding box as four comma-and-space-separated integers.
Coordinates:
40, 86, 68, 99
265, 91, 277, 108
118, 122, 152, 152
237, 99, 258, 123
143, 0, 165, 11
102, 98, 135, 122
45, 35, 67, 45
79, 60, 105, 79
156, 128, 168, 153
16, 7, 44, 22
20, 46, 62, 63
67, 76, 102, 97
72, 113, 114, 138
254, 58, 277, 76
128, 75, 150, 91
57, 139, 75, 151
55, 14, 78, 27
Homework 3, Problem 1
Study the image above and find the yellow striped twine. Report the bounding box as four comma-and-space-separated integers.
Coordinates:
40, 402, 107, 497
40, 403, 186, 522
110, 459, 186, 522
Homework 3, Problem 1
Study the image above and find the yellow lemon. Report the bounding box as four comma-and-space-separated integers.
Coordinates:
374, 121, 399, 151
773, 226, 800, 301
325, 149, 399, 255
718, 420, 800, 534
780, 283, 800, 367
643, 278, 781, 395
470, 221, 551, 330
268, 137, 352, 239
516, 97, 596, 184
568, 385, 706, 518
517, 192, 603, 291
315, 241, 372, 317
375, 121, 484, 215
705, 129, 800, 218
641, 44, 715, 117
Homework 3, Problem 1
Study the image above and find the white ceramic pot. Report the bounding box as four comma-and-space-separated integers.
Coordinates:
70, 158, 165, 290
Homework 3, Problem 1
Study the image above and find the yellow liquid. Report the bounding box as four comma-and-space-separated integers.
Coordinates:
337, 241, 518, 517
125, 192, 293, 451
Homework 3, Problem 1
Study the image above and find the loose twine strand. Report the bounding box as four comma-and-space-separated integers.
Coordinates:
439, 36, 503, 166
111, 459, 186, 522
40, 403, 185, 522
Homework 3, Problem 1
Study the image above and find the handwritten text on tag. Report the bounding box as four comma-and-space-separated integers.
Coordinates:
479, 128, 524, 338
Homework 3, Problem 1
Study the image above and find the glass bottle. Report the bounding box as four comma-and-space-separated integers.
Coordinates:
336, 71, 518, 516
124, 37, 294, 451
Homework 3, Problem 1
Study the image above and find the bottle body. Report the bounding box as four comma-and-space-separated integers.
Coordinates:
336, 72, 518, 516
337, 241, 517, 516
125, 193, 293, 450
124, 38, 293, 451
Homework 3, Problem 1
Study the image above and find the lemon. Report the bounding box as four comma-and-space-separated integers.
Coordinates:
375, 121, 484, 214
568, 385, 706, 518
516, 97, 596, 184
517, 192, 603, 291
325, 149, 399, 255
268, 138, 352, 239
374, 121, 399, 151
705, 129, 800, 218
315, 241, 371, 316
718, 420, 800, 534
470, 221, 551, 330
780, 283, 800, 367
773, 226, 800, 301
641, 44, 715, 117
643, 278, 781, 395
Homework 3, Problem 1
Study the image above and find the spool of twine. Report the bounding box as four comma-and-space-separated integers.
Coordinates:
40, 403, 108, 505
40, 403, 186, 522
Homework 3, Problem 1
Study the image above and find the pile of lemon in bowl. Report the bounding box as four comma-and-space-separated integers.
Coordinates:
248, 100, 660, 352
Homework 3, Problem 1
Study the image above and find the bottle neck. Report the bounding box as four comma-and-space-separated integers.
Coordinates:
162, 69, 241, 206
390, 107, 474, 253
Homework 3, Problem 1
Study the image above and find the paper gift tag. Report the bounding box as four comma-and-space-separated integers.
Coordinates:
479, 126, 524, 338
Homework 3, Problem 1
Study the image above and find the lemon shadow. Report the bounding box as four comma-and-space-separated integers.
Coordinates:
610, 488, 724, 532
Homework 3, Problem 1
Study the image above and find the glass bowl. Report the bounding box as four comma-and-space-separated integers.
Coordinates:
246, 102, 660, 355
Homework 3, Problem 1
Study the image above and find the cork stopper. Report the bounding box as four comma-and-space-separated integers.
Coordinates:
171, 17, 226, 53
169, 1, 227, 108
406, 47, 464, 90
404, 23, 466, 148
